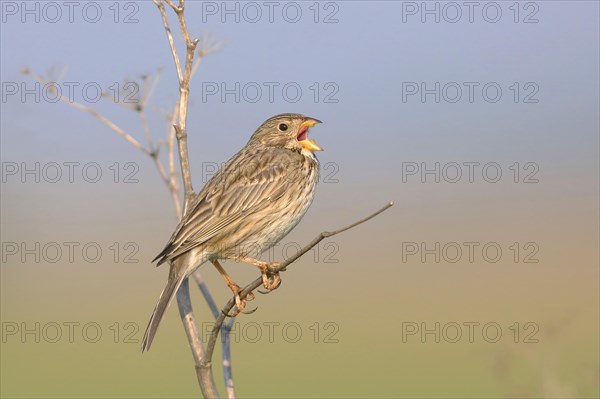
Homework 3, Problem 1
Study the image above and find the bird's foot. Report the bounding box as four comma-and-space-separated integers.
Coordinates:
226, 284, 257, 317
258, 262, 282, 293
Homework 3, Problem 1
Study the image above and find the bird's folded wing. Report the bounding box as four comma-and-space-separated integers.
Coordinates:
153, 152, 292, 264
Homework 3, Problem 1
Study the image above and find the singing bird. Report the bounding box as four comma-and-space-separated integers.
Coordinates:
142, 114, 323, 351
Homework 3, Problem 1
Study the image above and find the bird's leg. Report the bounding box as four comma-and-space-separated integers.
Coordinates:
210, 259, 255, 316
229, 256, 282, 291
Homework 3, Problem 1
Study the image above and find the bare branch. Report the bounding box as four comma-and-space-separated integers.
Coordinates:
176, 279, 219, 399
153, 0, 183, 85
54, 65, 69, 83
193, 272, 237, 399
22, 69, 150, 157
155, 0, 199, 209
203, 202, 395, 373
173, 123, 194, 207
142, 69, 162, 109
190, 55, 203, 81
175, 59, 199, 206
27, 66, 184, 220
152, 1, 194, 210
139, 110, 155, 152
153, 2, 224, 398
167, 108, 182, 218
220, 319, 236, 399
197, 34, 225, 58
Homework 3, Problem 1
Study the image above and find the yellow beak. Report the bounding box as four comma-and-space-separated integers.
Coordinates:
299, 139, 322, 152
298, 118, 323, 152
301, 119, 321, 128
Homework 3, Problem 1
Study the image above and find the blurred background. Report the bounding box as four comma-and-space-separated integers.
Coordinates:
1, 1, 598, 398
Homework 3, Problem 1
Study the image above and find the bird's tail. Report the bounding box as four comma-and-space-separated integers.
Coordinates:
141, 263, 186, 352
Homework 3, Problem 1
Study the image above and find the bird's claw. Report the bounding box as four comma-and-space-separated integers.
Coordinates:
224, 305, 258, 318
225, 284, 256, 317
260, 262, 283, 292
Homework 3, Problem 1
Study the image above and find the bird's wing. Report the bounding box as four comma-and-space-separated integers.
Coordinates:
153, 148, 295, 264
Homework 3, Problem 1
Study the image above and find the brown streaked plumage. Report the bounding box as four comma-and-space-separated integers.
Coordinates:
142, 113, 322, 351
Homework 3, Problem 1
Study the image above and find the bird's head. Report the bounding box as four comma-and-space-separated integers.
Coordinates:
249, 113, 323, 155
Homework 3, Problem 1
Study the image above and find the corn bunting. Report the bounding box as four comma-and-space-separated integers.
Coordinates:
142, 113, 322, 351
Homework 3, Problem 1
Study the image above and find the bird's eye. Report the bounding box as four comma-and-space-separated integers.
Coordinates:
278, 123, 288, 132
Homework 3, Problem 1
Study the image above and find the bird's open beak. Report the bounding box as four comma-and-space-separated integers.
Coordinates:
297, 118, 323, 152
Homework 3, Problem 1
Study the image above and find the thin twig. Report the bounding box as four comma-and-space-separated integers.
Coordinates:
156, 0, 198, 209
191, 55, 203, 80
220, 318, 236, 399
153, 0, 183, 85
167, 105, 180, 192
173, 124, 194, 207
142, 70, 161, 109
23, 69, 151, 156
193, 272, 237, 399
203, 202, 394, 372
174, 11, 199, 208
139, 110, 155, 151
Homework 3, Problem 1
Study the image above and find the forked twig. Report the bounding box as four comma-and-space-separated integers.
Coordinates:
152, 1, 221, 397
22, 68, 150, 156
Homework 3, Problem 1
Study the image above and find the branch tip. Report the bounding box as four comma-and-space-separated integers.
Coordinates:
203, 201, 393, 369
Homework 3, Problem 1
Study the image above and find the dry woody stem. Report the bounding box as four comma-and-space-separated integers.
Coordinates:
152, 1, 221, 397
